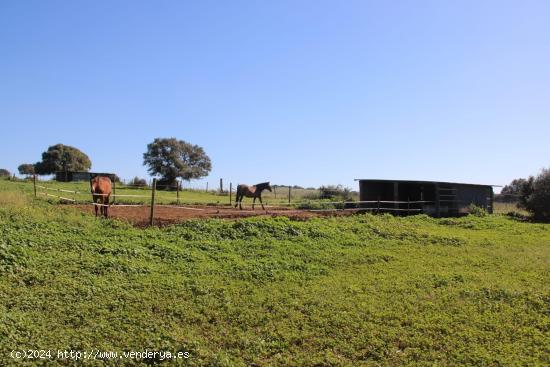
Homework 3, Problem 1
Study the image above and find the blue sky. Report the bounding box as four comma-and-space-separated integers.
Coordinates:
1, 1, 549, 191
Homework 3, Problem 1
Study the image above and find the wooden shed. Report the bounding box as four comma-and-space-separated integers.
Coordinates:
55, 171, 116, 182
356, 179, 494, 217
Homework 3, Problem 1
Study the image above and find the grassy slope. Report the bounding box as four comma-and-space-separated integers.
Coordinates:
0, 181, 549, 366
26, 179, 323, 206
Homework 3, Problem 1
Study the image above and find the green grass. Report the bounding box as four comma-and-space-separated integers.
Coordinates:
0, 180, 549, 366
493, 201, 529, 216
18, 178, 326, 206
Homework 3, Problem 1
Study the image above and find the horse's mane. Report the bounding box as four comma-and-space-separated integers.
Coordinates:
255, 182, 270, 187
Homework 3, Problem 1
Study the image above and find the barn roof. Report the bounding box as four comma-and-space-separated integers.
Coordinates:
354, 179, 500, 188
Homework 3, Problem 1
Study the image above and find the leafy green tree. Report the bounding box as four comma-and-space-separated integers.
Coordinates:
143, 138, 211, 187
34, 144, 91, 176
521, 168, 550, 221
0, 169, 10, 177
18, 163, 35, 176
501, 178, 528, 196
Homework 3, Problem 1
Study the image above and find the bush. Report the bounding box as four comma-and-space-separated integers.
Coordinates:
0, 169, 10, 177
318, 185, 354, 201
522, 168, 550, 221
130, 177, 148, 187
468, 204, 487, 217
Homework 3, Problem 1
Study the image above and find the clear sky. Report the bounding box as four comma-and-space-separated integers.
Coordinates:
1, 1, 549, 191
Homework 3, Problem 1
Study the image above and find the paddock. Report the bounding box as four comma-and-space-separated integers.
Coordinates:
33, 176, 488, 226
71, 204, 359, 226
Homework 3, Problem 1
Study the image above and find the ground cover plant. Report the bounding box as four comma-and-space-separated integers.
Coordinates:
0, 180, 549, 366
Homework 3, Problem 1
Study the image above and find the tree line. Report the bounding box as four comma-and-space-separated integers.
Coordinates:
9, 138, 212, 187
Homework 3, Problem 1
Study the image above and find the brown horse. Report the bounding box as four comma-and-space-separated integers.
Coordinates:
235, 182, 272, 210
90, 176, 112, 217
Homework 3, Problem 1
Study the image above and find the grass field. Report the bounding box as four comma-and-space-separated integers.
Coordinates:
0, 180, 549, 366
24, 178, 334, 206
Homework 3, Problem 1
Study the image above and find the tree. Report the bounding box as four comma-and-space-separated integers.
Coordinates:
520, 168, 550, 221
130, 176, 148, 187
34, 144, 91, 176
143, 138, 211, 187
501, 178, 528, 196
18, 163, 35, 176
0, 169, 10, 177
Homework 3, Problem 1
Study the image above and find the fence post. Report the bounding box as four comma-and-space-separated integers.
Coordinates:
288, 186, 291, 205
112, 179, 116, 205
206, 182, 209, 192
229, 182, 232, 206
377, 197, 380, 214
220, 178, 223, 193
177, 180, 180, 205
407, 197, 410, 215
149, 178, 157, 226
33, 175, 37, 198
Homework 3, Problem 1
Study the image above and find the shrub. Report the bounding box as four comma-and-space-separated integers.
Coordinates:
130, 177, 148, 187
468, 204, 487, 217
522, 168, 550, 221
318, 185, 354, 201
0, 169, 10, 177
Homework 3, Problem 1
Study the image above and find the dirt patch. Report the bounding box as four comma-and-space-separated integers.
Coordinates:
74, 204, 360, 226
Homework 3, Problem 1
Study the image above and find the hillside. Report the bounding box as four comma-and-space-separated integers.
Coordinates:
0, 182, 549, 366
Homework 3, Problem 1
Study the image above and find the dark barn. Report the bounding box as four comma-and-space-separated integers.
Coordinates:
55, 171, 116, 182
356, 179, 494, 217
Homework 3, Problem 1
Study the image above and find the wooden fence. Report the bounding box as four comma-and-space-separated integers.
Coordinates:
32, 176, 434, 225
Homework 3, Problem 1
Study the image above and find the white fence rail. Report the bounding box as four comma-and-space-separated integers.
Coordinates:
32, 176, 435, 225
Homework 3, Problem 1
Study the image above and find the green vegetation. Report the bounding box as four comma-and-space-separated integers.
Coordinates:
0, 179, 549, 366
143, 138, 212, 187
14, 178, 332, 206
34, 143, 91, 176
501, 168, 550, 221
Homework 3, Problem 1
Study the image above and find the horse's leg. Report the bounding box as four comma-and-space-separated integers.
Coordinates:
252, 197, 256, 210
259, 195, 265, 210
239, 196, 243, 210
104, 198, 109, 218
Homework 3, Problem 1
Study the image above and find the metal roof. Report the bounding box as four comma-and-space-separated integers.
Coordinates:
354, 179, 501, 187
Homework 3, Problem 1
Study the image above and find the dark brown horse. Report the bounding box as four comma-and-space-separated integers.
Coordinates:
235, 182, 272, 210
90, 176, 112, 217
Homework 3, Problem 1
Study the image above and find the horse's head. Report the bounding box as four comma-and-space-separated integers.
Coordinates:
90, 176, 112, 195
90, 176, 99, 193
263, 182, 272, 192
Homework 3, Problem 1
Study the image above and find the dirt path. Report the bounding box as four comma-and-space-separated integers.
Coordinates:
74, 204, 359, 226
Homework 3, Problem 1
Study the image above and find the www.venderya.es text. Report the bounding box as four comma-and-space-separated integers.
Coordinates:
10, 349, 190, 361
